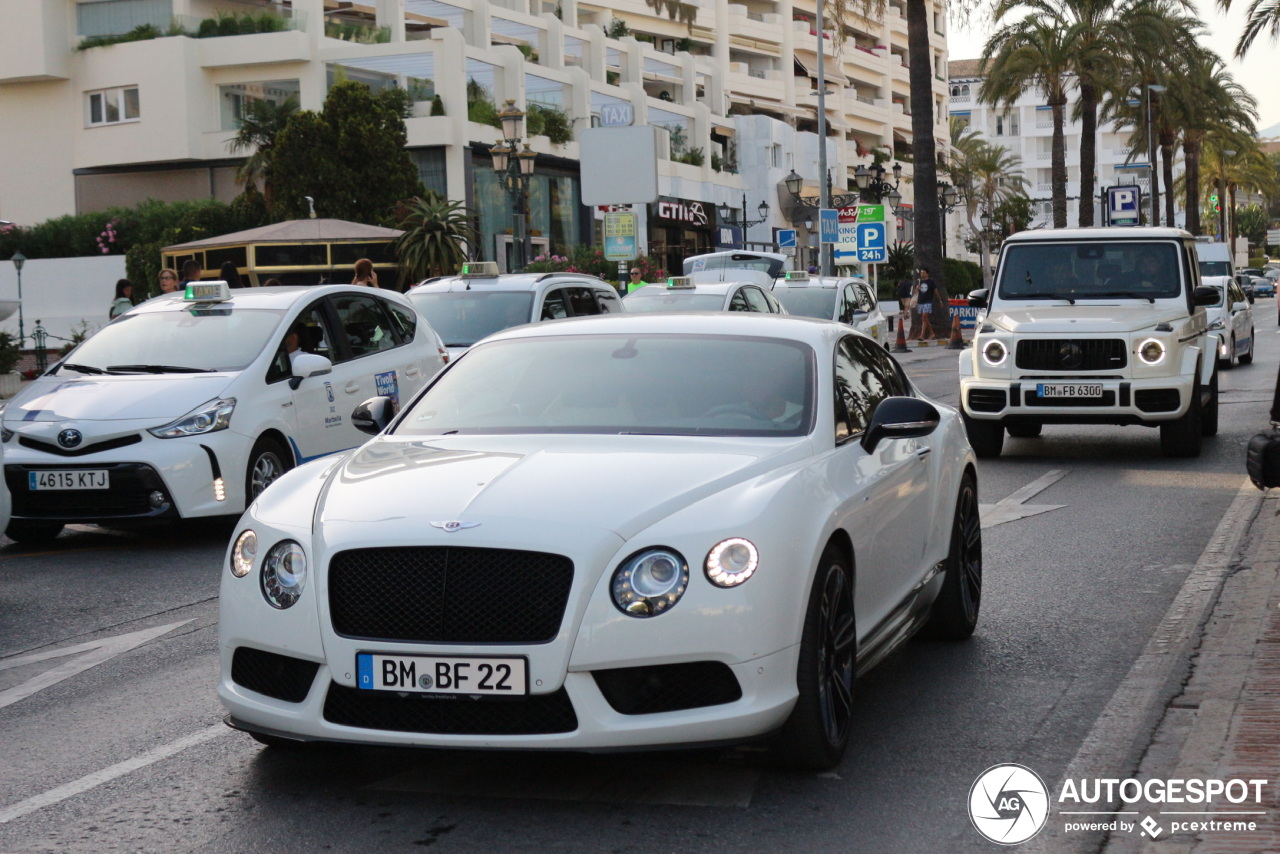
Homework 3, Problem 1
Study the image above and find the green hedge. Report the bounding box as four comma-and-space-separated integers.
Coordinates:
942, 257, 983, 295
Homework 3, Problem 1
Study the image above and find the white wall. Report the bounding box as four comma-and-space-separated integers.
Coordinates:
0, 255, 124, 346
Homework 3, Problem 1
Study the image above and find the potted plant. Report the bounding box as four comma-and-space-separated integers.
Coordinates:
0, 330, 21, 397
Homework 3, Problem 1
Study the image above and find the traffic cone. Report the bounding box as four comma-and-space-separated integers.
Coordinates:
893, 313, 911, 353
946, 314, 965, 349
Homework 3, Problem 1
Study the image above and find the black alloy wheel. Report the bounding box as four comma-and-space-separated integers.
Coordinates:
922, 474, 982, 640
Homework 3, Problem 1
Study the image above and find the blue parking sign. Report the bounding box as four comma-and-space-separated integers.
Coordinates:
1107, 186, 1141, 226
855, 222, 887, 263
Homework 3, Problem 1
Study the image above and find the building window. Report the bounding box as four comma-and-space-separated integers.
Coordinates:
77, 0, 171, 38
770, 144, 782, 168
86, 86, 140, 126
219, 80, 300, 131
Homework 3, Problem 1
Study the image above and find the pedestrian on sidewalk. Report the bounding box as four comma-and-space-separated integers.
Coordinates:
109, 279, 134, 319
916, 267, 936, 341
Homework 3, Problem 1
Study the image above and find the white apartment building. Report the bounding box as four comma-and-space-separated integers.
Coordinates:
948, 58, 1182, 254
0, 0, 948, 273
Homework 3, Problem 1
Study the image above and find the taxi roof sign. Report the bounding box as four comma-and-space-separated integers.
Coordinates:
459, 261, 500, 278
184, 281, 231, 302
784, 271, 810, 281
666, 276, 695, 289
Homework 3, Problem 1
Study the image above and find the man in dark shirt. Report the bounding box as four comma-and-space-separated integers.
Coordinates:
897, 276, 913, 314
916, 267, 936, 341
176, 259, 202, 291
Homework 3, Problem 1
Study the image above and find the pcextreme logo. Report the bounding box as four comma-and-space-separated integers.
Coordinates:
968, 765, 1271, 845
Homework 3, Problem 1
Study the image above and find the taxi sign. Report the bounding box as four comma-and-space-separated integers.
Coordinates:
784, 271, 810, 282
666, 276, 695, 289
459, 261, 500, 278
184, 281, 231, 302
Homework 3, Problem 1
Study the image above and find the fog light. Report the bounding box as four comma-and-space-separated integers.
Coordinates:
149, 490, 167, 508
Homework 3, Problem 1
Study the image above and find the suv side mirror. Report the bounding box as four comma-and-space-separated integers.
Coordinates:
968, 289, 989, 309
861, 397, 941, 453
351, 396, 395, 435
1192, 286, 1220, 307
287, 353, 333, 390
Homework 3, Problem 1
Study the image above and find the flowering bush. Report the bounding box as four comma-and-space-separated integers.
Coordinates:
525, 253, 569, 273
95, 218, 119, 254
519, 246, 666, 284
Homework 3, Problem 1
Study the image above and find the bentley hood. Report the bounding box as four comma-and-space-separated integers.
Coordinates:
987, 304, 1192, 335
316, 434, 810, 542
3, 374, 234, 422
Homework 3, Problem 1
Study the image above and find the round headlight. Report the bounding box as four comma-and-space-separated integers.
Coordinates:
230, 529, 257, 578
611, 548, 689, 618
706, 538, 759, 587
982, 340, 1007, 366
1138, 338, 1165, 365
261, 540, 307, 609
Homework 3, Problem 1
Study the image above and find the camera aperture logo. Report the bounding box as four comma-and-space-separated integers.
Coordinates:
969, 764, 1051, 845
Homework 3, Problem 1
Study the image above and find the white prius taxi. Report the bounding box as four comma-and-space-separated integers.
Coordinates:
771, 271, 889, 348
218, 313, 981, 769
1, 283, 445, 543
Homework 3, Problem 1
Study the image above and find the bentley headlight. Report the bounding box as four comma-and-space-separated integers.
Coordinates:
148, 397, 236, 439
981, 339, 1007, 366
230, 529, 257, 578
706, 538, 758, 587
1137, 338, 1166, 365
611, 548, 688, 617
261, 540, 307, 609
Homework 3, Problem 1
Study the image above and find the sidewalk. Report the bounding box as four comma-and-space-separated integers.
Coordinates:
1103, 488, 1280, 853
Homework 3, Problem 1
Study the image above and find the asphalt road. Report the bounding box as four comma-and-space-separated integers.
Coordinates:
0, 312, 1274, 853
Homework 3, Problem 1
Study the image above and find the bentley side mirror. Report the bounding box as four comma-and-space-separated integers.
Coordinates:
861, 397, 941, 453
352, 396, 395, 435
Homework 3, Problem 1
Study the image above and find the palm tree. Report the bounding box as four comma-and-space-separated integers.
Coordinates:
227, 95, 299, 211
982, 18, 1082, 227
1220, 0, 1280, 56
392, 194, 479, 285
969, 143, 1029, 287
905, 0, 944, 294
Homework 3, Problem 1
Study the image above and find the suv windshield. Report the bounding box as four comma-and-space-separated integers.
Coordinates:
395, 333, 815, 437
998, 241, 1183, 301
58, 308, 284, 373
407, 291, 534, 347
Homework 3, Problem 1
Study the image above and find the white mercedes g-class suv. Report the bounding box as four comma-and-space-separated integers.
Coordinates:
959, 227, 1220, 458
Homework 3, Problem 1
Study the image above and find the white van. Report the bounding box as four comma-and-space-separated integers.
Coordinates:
1194, 238, 1233, 279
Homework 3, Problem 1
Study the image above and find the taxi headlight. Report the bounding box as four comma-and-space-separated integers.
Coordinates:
706, 538, 759, 588
981, 340, 1007, 366
230, 529, 257, 578
1207, 317, 1225, 331
611, 547, 688, 618
148, 397, 236, 439
1138, 338, 1166, 365
261, 540, 306, 609
1, 427, 12, 443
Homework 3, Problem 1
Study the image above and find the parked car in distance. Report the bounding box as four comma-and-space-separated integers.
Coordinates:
623, 276, 786, 314
406, 262, 622, 360
218, 312, 981, 770
1251, 277, 1274, 298
1202, 276, 1255, 367
771, 271, 889, 349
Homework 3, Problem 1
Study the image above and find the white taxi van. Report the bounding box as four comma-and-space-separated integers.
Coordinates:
1, 283, 446, 543
771, 271, 888, 348
960, 227, 1219, 458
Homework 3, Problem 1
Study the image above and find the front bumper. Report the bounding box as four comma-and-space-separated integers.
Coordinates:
959, 375, 1194, 425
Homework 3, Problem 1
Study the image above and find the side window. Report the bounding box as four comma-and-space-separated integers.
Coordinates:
762, 288, 783, 314
742, 287, 771, 313
332, 294, 397, 360
383, 298, 418, 344
838, 286, 858, 323
728, 288, 752, 311
564, 286, 602, 316
268, 303, 332, 383
834, 342, 869, 440
856, 283, 877, 312
595, 288, 622, 313
848, 336, 909, 398
541, 289, 570, 320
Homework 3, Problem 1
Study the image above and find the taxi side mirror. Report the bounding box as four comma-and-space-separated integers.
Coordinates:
287, 353, 333, 390
1232, 301, 1249, 313
352, 396, 395, 435
861, 397, 941, 453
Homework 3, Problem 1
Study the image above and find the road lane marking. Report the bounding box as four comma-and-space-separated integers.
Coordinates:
0, 724, 227, 824
0, 621, 191, 710
980, 469, 1069, 529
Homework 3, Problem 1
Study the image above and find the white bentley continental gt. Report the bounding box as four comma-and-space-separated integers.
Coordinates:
218, 312, 981, 769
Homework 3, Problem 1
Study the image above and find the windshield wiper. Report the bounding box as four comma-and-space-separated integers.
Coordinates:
1087, 291, 1156, 303
1026, 293, 1076, 304
57, 363, 109, 375
106, 364, 217, 374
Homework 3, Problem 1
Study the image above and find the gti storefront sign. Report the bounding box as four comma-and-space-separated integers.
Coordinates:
1106, 186, 1142, 226
651, 197, 714, 229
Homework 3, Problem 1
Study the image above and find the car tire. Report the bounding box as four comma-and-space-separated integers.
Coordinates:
771, 543, 855, 771
962, 411, 1004, 458
1006, 423, 1042, 439
245, 437, 293, 506
1240, 330, 1255, 365
1200, 366, 1219, 437
920, 473, 982, 640
4, 520, 65, 544
1160, 375, 1203, 458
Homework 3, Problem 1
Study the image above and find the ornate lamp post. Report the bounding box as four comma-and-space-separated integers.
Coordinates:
489, 100, 537, 272
852, 161, 903, 205
716, 195, 770, 249
10, 250, 25, 348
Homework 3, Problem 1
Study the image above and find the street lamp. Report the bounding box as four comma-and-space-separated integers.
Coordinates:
852, 161, 903, 206
1145, 83, 1166, 225
489, 100, 537, 272
716, 195, 770, 249
10, 250, 24, 349
894, 183, 960, 256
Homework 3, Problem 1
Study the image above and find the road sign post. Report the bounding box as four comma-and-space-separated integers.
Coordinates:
603, 212, 638, 262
